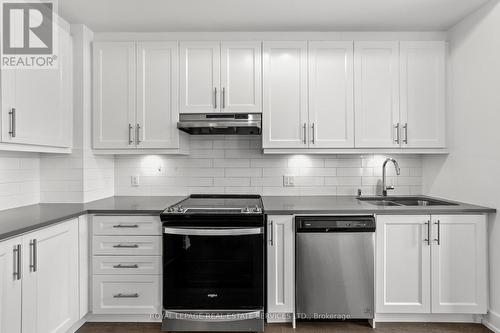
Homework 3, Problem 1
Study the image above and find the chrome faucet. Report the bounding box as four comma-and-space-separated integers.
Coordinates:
382, 158, 401, 196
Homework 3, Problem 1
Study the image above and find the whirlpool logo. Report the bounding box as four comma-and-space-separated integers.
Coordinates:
1, 0, 58, 69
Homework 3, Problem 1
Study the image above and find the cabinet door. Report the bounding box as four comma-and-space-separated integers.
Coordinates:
220, 41, 262, 113
1, 26, 72, 147
0, 237, 22, 333
262, 41, 308, 148
267, 215, 294, 315
376, 215, 431, 313
180, 42, 220, 113
136, 42, 179, 149
93, 42, 136, 149
354, 42, 400, 148
22, 220, 79, 333
431, 215, 487, 314
308, 41, 354, 148
400, 42, 446, 148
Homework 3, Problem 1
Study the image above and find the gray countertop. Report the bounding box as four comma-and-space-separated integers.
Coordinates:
0, 195, 495, 241
263, 195, 496, 215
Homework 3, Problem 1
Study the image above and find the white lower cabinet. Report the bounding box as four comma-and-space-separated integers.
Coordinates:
91, 215, 162, 317
0, 219, 80, 333
0, 236, 23, 333
267, 215, 294, 321
376, 214, 487, 315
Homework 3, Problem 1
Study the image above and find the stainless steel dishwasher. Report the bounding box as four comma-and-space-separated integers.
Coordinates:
295, 215, 375, 320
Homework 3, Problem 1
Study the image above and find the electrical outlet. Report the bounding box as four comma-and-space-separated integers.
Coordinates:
131, 175, 140, 187
283, 175, 295, 187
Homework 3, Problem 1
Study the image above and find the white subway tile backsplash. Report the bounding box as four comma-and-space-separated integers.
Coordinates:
113, 138, 423, 196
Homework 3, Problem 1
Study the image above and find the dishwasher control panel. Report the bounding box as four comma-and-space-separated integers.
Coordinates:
295, 215, 375, 232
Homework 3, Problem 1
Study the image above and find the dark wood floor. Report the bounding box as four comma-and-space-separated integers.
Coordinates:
77, 322, 493, 333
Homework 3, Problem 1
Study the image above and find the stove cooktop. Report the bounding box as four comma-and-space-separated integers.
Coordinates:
161, 194, 264, 215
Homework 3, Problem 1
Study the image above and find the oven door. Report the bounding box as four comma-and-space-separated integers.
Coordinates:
163, 227, 264, 310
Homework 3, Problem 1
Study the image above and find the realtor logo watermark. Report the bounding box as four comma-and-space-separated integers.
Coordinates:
1, 0, 58, 69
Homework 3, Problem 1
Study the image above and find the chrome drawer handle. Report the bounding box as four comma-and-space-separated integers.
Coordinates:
113, 264, 139, 269
112, 224, 139, 228
113, 293, 139, 298
113, 244, 139, 248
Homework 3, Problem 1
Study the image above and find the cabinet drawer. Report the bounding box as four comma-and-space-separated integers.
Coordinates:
92, 215, 161, 236
93, 256, 161, 275
92, 275, 161, 314
93, 236, 161, 256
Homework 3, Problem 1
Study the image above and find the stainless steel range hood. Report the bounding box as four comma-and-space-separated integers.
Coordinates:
177, 113, 261, 135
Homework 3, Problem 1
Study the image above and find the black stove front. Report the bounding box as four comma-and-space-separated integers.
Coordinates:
160, 195, 265, 332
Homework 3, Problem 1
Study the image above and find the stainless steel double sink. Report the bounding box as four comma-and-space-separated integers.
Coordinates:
357, 196, 459, 207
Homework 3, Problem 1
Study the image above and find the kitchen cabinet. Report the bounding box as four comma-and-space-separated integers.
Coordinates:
180, 41, 220, 113
354, 41, 400, 148
308, 41, 354, 148
180, 41, 262, 114
376, 214, 487, 315
0, 236, 22, 333
1, 23, 73, 149
220, 41, 262, 113
0, 219, 80, 333
22, 219, 80, 333
430, 215, 487, 313
262, 41, 308, 148
93, 41, 181, 150
91, 215, 162, 316
267, 215, 294, 319
400, 41, 446, 148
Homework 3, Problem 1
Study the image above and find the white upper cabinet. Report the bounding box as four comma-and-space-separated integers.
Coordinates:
136, 42, 180, 149
430, 215, 487, 314
180, 42, 220, 113
220, 41, 262, 113
354, 41, 400, 148
93, 42, 136, 149
308, 41, 354, 148
1, 25, 73, 148
400, 41, 446, 148
262, 41, 308, 148
93, 41, 181, 150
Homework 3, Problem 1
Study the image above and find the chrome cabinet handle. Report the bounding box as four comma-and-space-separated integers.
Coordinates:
394, 123, 400, 144
128, 124, 133, 145
403, 123, 408, 144
9, 108, 16, 138
434, 220, 441, 245
303, 123, 307, 144
214, 87, 217, 109
113, 224, 139, 228
113, 293, 139, 298
311, 123, 316, 144
113, 264, 139, 269
424, 220, 431, 246
30, 239, 37, 272
269, 221, 274, 246
13, 244, 21, 280
113, 244, 139, 248
136, 124, 141, 145
222, 87, 226, 109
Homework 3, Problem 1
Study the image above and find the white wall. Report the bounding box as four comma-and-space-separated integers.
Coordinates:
423, 0, 500, 329
0, 152, 40, 210
40, 24, 115, 203
115, 136, 423, 196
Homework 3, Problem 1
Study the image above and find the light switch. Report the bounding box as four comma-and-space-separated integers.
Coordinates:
283, 175, 295, 187
131, 175, 140, 187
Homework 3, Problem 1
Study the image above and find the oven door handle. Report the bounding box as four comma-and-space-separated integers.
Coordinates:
163, 227, 263, 236
163, 310, 262, 322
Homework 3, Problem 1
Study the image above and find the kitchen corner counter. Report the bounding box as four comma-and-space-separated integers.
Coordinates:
262, 195, 496, 215
0, 196, 185, 241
